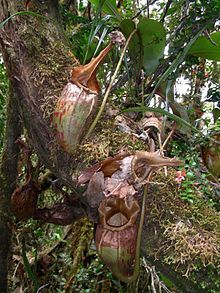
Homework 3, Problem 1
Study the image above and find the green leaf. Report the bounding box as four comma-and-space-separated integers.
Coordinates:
159, 273, 175, 289
186, 171, 194, 179
123, 105, 198, 133
89, 0, 121, 21
120, 18, 166, 75
22, 238, 39, 292
138, 18, 166, 75
213, 108, 220, 123
147, 25, 209, 101
120, 19, 141, 72
188, 32, 220, 61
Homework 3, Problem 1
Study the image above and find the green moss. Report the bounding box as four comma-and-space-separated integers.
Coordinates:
66, 217, 93, 289
17, 15, 78, 120
142, 170, 220, 291
75, 119, 147, 167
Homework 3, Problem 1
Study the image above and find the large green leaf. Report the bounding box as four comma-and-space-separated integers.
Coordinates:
138, 18, 166, 75
188, 32, 220, 61
120, 18, 166, 75
120, 19, 142, 72
89, 0, 121, 21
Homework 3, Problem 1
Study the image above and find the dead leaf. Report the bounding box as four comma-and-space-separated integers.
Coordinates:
78, 154, 126, 184
139, 116, 163, 133
111, 156, 133, 180
105, 178, 136, 198
100, 156, 121, 177
85, 172, 105, 208
78, 162, 101, 184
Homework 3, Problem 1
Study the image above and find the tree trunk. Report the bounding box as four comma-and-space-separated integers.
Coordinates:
0, 84, 21, 291
0, 1, 219, 292
0, 0, 81, 188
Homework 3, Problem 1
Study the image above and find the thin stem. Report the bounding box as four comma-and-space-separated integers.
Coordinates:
85, 29, 137, 139
132, 0, 158, 20
162, 125, 176, 149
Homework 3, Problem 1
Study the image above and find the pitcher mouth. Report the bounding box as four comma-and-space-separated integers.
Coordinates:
98, 195, 140, 232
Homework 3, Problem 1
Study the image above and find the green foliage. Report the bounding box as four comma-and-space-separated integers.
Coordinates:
89, 0, 122, 21
21, 238, 39, 293
120, 18, 166, 75
212, 108, 220, 123
61, 3, 113, 64
139, 18, 166, 75
169, 140, 217, 208
71, 256, 125, 292
124, 105, 198, 133
188, 32, 220, 61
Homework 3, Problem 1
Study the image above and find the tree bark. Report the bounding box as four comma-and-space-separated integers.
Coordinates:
0, 1, 219, 292
0, 0, 81, 188
0, 84, 21, 292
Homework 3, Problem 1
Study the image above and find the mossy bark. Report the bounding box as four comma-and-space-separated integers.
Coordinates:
140, 172, 219, 292
0, 0, 80, 187
0, 1, 219, 292
0, 84, 21, 292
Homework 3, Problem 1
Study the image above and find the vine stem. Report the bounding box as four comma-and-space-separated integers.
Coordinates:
85, 28, 138, 139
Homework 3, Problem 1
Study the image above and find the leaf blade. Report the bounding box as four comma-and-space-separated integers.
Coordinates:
188, 32, 220, 61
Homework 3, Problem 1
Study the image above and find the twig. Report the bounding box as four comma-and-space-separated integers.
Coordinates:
37, 283, 49, 292
85, 29, 138, 139
204, 30, 219, 46
160, 0, 172, 23
132, 0, 158, 20
162, 124, 176, 149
